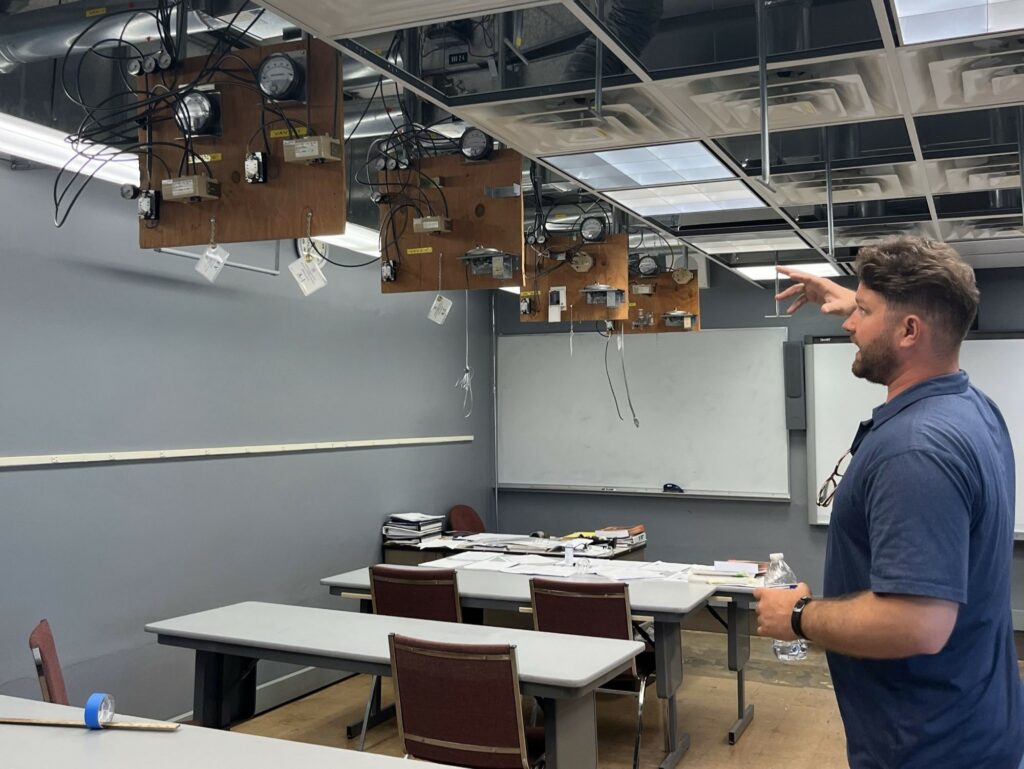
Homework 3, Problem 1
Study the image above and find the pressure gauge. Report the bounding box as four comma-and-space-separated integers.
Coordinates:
174, 91, 217, 135
257, 52, 305, 101
579, 216, 606, 243
459, 127, 493, 161
637, 255, 659, 276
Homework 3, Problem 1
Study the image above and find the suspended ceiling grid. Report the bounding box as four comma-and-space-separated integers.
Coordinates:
258, 0, 1024, 275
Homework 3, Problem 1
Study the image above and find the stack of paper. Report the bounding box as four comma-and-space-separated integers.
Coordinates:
382, 512, 445, 544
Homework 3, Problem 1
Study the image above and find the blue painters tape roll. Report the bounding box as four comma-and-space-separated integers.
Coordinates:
84, 692, 114, 729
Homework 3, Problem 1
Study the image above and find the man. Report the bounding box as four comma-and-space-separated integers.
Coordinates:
754, 237, 1024, 768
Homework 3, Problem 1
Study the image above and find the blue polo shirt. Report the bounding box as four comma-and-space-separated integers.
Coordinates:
825, 371, 1024, 769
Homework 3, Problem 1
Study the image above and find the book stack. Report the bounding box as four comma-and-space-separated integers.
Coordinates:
382, 512, 445, 545
593, 524, 646, 546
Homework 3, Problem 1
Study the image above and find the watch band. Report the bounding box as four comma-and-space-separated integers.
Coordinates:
791, 595, 813, 640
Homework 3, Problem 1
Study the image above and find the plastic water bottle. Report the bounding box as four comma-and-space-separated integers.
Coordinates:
765, 552, 808, 662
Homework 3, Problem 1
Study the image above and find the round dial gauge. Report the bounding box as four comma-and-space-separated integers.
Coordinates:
174, 91, 217, 135
459, 128, 493, 161
257, 53, 304, 101
296, 237, 328, 267
637, 255, 659, 276
579, 216, 606, 243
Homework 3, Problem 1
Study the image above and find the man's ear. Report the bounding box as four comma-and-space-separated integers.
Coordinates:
897, 314, 924, 349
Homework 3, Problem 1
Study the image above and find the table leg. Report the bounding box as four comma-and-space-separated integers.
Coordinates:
345, 675, 397, 739
193, 650, 257, 728
653, 620, 690, 769
727, 596, 754, 744
537, 694, 598, 769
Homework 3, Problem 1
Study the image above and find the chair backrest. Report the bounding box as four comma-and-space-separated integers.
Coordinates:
28, 619, 69, 706
448, 505, 485, 534
389, 633, 531, 769
530, 578, 636, 677
370, 565, 462, 623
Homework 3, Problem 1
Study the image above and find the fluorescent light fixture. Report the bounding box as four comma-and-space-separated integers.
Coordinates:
498, 286, 522, 294
545, 141, 733, 190
735, 262, 842, 281
0, 111, 139, 186
685, 231, 811, 254
604, 179, 765, 217
894, 0, 1024, 44
313, 223, 381, 258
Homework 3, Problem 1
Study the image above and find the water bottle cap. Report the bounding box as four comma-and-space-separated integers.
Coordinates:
770, 552, 784, 560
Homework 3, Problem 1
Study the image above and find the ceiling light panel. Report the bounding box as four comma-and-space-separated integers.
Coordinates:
604, 180, 765, 217
770, 162, 926, 206
894, 0, 1024, 45
901, 35, 1024, 112
654, 54, 899, 137
939, 216, 1024, 240
457, 86, 694, 156
735, 262, 842, 281
925, 154, 1020, 194
685, 231, 812, 254
544, 142, 733, 190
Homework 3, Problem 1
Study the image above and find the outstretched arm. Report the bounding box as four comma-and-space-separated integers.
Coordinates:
775, 267, 856, 317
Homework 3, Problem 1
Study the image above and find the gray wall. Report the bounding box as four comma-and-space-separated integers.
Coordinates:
495, 264, 1024, 609
0, 166, 496, 717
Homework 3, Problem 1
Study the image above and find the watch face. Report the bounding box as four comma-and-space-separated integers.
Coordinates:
580, 217, 606, 242
258, 53, 302, 100
174, 91, 215, 134
460, 128, 492, 160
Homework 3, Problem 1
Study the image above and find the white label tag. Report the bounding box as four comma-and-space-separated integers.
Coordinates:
428, 294, 453, 325
294, 140, 318, 158
195, 245, 229, 282
288, 257, 327, 296
171, 179, 194, 197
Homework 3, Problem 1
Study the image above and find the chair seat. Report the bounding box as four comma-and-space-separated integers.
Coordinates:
525, 725, 546, 767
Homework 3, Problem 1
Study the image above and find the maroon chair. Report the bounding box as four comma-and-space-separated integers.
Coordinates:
28, 619, 69, 705
389, 633, 544, 769
356, 565, 463, 750
448, 505, 485, 534
530, 578, 655, 769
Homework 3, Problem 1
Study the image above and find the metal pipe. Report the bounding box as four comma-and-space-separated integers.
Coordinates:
153, 241, 281, 276
594, 0, 605, 119
756, 0, 771, 185
1018, 107, 1024, 229
824, 126, 835, 260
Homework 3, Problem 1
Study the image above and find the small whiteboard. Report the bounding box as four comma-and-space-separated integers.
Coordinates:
497, 327, 790, 499
807, 337, 1024, 536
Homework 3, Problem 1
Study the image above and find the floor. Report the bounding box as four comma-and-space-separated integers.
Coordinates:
234, 630, 852, 769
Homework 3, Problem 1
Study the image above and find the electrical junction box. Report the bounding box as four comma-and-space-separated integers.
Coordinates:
244, 151, 267, 183
581, 284, 626, 308
161, 174, 220, 203
283, 134, 342, 164
663, 310, 697, 329
413, 216, 452, 234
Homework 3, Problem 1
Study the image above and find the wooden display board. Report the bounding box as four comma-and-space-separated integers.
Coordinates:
520, 234, 629, 324
379, 149, 524, 293
139, 39, 345, 248
626, 273, 701, 334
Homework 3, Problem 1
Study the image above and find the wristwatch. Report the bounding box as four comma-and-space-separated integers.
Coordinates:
791, 595, 813, 640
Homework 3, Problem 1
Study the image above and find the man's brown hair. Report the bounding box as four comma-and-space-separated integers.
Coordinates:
855, 236, 979, 352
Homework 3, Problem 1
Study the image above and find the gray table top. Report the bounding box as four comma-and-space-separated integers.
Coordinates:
145, 601, 642, 692
0, 695, 455, 769
322, 565, 716, 618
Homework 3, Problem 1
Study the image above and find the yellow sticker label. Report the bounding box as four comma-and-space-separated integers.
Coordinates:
86, 7, 106, 17
629, 302, 637, 307
521, 290, 538, 297
407, 247, 433, 255
199, 153, 222, 163
269, 127, 309, 139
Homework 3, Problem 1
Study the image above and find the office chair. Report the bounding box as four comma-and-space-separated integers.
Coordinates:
389, 633, 544, 769
530, 578, 655, 769
28, 619, 69, 705
448, 504, 485, 534
357, 565, 462, 750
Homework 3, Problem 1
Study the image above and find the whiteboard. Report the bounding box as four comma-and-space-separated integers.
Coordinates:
497, 327, 790, 499
807, 337, 1024, 535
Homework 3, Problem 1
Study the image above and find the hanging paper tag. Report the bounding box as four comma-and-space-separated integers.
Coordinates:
288, 257, 327, 296
195, 245, 229, 283
428, 294, 453, 325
